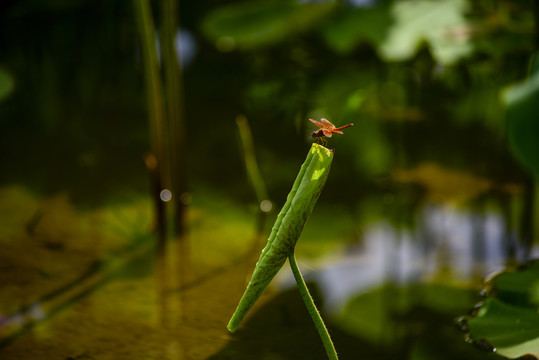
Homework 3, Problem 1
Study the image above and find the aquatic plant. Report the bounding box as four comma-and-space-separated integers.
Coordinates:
462, 261, 539, 358
133, 0, 187, 243
228, 143, 338, 359
461, 52, 539, 359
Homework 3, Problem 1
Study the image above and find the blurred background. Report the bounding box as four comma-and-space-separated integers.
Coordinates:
0, 0, 538, 359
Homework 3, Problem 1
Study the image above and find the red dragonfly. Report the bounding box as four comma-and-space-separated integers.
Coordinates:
310, 118, 354, 146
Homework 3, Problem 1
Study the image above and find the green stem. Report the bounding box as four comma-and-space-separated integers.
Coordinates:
133, 0, 167, 181
236, 114, 269, 204
160, 0, 188, 236
133, 0, 168, 246
236, 114, 270, 236
288, 252, 338, 360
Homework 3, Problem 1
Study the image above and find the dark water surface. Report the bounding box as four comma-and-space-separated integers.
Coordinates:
0, 184, 534, 359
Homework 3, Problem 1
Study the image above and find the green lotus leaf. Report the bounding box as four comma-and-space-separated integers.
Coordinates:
490, 261, 539, 309
227, 143, 334, 332
466, 261, 539, 358
202, 0, 335, 50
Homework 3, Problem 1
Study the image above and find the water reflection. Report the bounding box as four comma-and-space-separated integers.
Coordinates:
0, 183, 535, 359
279, 202, 535, 316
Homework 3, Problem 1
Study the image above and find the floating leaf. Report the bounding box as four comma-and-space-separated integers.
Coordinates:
202, 0, 335, 50
227, 143, 334, 332
466, 261, 539, 358
490, 261, 539, 309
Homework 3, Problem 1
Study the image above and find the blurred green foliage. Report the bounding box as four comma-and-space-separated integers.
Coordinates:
379, 0, 472, 64
504, 53, 539, 177
0, 68, 14, 102
202, 0, 335, 50
0, 1, 538, 357
0, 0, 535, 213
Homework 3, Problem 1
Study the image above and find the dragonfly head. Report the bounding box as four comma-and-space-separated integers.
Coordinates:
311, 129, 323, 138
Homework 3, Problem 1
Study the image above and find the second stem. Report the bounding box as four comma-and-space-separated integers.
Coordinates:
288, 252, 338, 360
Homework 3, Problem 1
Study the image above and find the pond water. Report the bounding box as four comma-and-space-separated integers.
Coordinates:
1, 1, 539, 359
0, 182, 536, 359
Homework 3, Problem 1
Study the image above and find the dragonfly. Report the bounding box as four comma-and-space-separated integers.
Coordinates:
309, 118, 354, 146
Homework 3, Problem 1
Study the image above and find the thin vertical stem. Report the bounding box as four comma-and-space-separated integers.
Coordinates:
288, 252, 338, 360
236, 115, 268, 203
133, 0, 167, 181
236, 114, 269, 204
143, 153, 167, 253
160, 0, 187, 236
534, 0, 539, 50
520, 177, 534, 261
133, 0, 168, 246
236, 114, 271, 234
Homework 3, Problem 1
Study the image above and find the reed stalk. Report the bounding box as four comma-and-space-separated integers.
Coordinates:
160, 0, 188, 236
133, 0, 169, 246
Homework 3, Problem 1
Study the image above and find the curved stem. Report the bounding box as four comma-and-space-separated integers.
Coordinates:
288, 252, 338, 360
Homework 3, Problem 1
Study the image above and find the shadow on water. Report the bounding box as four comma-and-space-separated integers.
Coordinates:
209, 282, 503, 360
208, 284, 369, 360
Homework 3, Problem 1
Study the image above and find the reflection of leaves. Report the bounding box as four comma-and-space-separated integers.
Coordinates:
392, 162, 494, 204
202, 0, 335, 50
466, 261, 539, 358
380, 0, 472, 65
503, 55, 539, 177
336, 284, 492, 358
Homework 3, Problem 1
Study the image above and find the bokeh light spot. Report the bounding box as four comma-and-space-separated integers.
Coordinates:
160, 189, 172, 202
260, 200, 273, 212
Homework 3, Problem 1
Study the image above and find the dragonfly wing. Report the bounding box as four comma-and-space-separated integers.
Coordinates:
309, 119, 325, 128
332, 130, 343, 134
322, 129, 333, 137
320, 118, 336, 129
